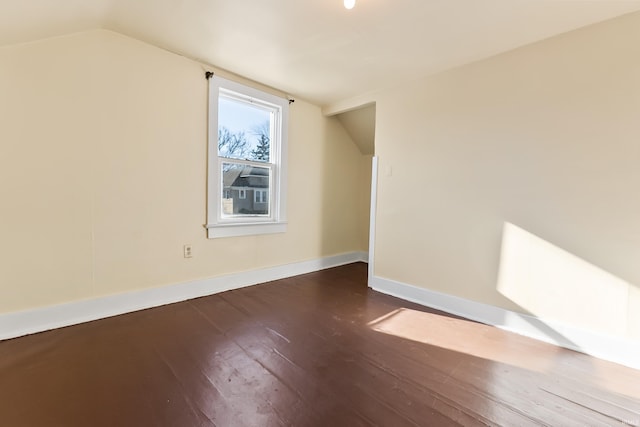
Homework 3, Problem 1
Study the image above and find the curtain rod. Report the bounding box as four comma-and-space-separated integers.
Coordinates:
204, 71, 294, 104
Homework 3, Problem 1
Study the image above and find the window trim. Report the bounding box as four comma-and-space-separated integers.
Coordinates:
206, 76, 288, 239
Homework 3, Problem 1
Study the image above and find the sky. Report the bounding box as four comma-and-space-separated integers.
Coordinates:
218, 97, 271, 151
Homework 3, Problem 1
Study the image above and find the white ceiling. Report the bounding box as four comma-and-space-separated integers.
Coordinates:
2, 0, 640, 107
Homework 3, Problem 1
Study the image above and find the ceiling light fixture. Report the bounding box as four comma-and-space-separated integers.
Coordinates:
344, 0, 356, 10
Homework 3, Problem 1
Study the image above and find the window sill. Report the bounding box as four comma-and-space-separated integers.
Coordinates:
206, 222, 287, 239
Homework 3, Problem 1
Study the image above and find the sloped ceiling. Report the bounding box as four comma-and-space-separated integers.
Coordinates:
336, 104, 376, 155
2, 0, 640, 107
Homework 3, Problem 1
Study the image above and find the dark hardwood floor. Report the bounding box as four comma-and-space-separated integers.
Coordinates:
1, 262, 638, 426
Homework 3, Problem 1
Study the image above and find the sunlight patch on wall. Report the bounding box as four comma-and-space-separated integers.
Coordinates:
497, 223, 629, 338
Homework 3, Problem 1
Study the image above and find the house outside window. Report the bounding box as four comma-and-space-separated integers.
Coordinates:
206, 76, 289, 238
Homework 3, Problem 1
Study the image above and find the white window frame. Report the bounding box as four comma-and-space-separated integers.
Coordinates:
206, 76, 288, 239
238, 189, 247, 199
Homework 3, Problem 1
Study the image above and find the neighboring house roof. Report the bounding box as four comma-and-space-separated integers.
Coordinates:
223, 166, 269, 189
222, 167, 243, 188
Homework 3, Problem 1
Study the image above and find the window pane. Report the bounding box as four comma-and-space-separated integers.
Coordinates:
218, 96, 272, 162
221, 162, 270, 216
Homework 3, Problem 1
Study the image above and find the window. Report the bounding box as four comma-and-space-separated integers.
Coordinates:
255, 189, 268, 204
206, 76, 288, 238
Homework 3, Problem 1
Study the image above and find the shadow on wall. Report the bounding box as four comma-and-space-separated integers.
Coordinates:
496, 222, 634, 343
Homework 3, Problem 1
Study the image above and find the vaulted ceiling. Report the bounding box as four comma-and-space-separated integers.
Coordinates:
2, 0, 640, 107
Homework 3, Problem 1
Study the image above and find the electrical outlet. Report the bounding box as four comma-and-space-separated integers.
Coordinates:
183, 244, 193, 258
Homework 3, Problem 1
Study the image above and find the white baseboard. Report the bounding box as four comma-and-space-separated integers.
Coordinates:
0, 252, 367, 341
355, 251, 369, 263
369, 275, 640, 371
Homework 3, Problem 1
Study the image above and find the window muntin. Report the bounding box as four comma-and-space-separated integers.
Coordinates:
206, 76, 288, 238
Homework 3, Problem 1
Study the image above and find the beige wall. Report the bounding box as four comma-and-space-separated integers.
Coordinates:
0, 30, 366, 314
374, 12, 640, 342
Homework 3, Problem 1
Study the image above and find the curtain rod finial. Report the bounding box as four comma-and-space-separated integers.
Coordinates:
205, 71, 214, 80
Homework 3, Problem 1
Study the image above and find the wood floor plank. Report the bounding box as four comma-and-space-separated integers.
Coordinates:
1, 262, 639, 426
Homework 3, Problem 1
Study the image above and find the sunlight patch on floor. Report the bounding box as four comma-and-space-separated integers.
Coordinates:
368, 307, 557, 373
